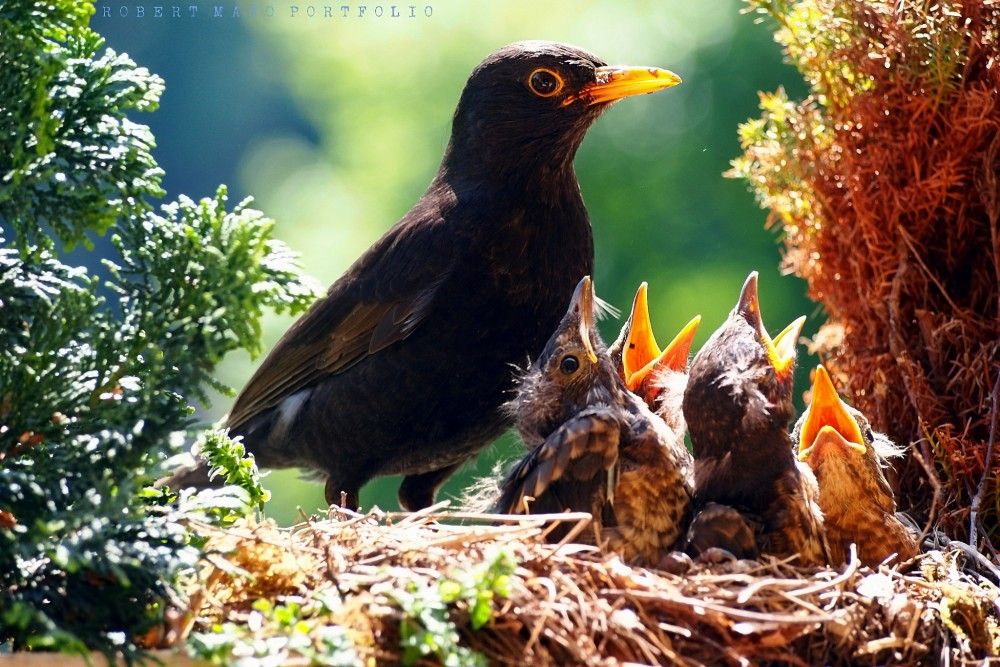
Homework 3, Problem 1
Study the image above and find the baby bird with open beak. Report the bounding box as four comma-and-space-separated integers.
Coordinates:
794, 365, 918, 567
683, 272, 828, 566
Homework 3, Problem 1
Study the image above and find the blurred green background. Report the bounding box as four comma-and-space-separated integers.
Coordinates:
92, 0, 817, 524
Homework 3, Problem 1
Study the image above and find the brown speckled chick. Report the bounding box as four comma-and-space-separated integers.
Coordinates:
682, 272, 829, 566
794, 365, 918, 567
495, 276, 693, 566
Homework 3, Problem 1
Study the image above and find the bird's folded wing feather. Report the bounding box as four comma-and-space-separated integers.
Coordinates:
494, 407, 621, 516
226, 218, 454, 430
759, 464, 831, 565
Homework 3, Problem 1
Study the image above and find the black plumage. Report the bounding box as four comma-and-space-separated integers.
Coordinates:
168, 41, 681, 510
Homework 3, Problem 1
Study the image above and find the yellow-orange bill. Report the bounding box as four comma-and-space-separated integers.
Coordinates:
567, 65, 681, 106
627, 315, 701, 392
570, 275, 599, 364
798, 365, 866, 459
622, 283, 658, 385
658, 315, 701, 373
766, 315, 805, 379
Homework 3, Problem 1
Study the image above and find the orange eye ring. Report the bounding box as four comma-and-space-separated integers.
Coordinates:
528, 68, 564, 97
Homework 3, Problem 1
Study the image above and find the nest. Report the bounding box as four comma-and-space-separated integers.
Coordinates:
732, 0, 1000, 548
167, 506, 1000, 666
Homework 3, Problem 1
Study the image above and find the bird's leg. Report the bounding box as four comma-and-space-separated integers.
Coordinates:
398, 463, 462, 511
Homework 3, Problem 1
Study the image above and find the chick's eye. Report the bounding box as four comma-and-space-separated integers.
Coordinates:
529, 68, 563, 97
560, 355, 579, 374
863, 427, 875, 445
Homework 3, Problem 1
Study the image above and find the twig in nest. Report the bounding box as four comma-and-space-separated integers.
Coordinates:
969, 369, 1000, 556
912, 426, 944, 547
898, 227, 963, 317
887, 241, 924, 418
979, 522, 999, 564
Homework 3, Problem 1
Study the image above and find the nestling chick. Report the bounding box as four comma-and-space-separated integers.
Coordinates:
608, 282, 701, 439
794, 365, 918, 567
496, 276, 693, 566
683, 272, 828, 566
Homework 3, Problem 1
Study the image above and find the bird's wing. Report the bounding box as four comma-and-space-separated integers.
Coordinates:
226, 215, 455, 430
760, 463, 831, 566
319, 278, 446, 372
495, 407, 621, 517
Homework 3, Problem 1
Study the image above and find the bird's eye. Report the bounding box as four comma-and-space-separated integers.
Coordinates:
863, 427, 875, 445
560, 355, 580, 374
528, 68, 564, 97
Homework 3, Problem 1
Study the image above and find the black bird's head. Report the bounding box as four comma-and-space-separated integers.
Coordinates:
512, 275, 623, 447
683, 272, 806, 460
444, 41, 681, 179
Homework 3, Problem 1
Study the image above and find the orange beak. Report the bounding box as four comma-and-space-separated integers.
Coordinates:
621, 283, 657, 388
568, 275, 599, 364
798, 365, 866, 460
769, 316, 806, 379
565, 65, 682, 106
735, 271, 803, 380
621, 284, 699, 392
625, 317, 701, 393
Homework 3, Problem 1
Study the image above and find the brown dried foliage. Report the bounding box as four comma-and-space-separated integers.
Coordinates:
733, 0, 1000, 549
173, 508, 999, 666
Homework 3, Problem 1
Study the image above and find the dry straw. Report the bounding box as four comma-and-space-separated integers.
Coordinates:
170, 506, 999, 665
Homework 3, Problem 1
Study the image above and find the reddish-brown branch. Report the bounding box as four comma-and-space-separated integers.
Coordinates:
970, 371, 1000, 556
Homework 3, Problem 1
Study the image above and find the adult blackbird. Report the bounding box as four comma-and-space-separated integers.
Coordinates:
168, 42, 681, 510
495, 277, 694, 565
794, 365, 918, 566
608, 282, 700, 438
682, 272, 828, 565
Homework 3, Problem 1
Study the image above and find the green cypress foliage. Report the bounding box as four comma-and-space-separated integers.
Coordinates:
0, 1, 317, 659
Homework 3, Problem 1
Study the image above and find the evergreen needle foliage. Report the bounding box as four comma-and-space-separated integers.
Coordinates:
0, 0, 317, 660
